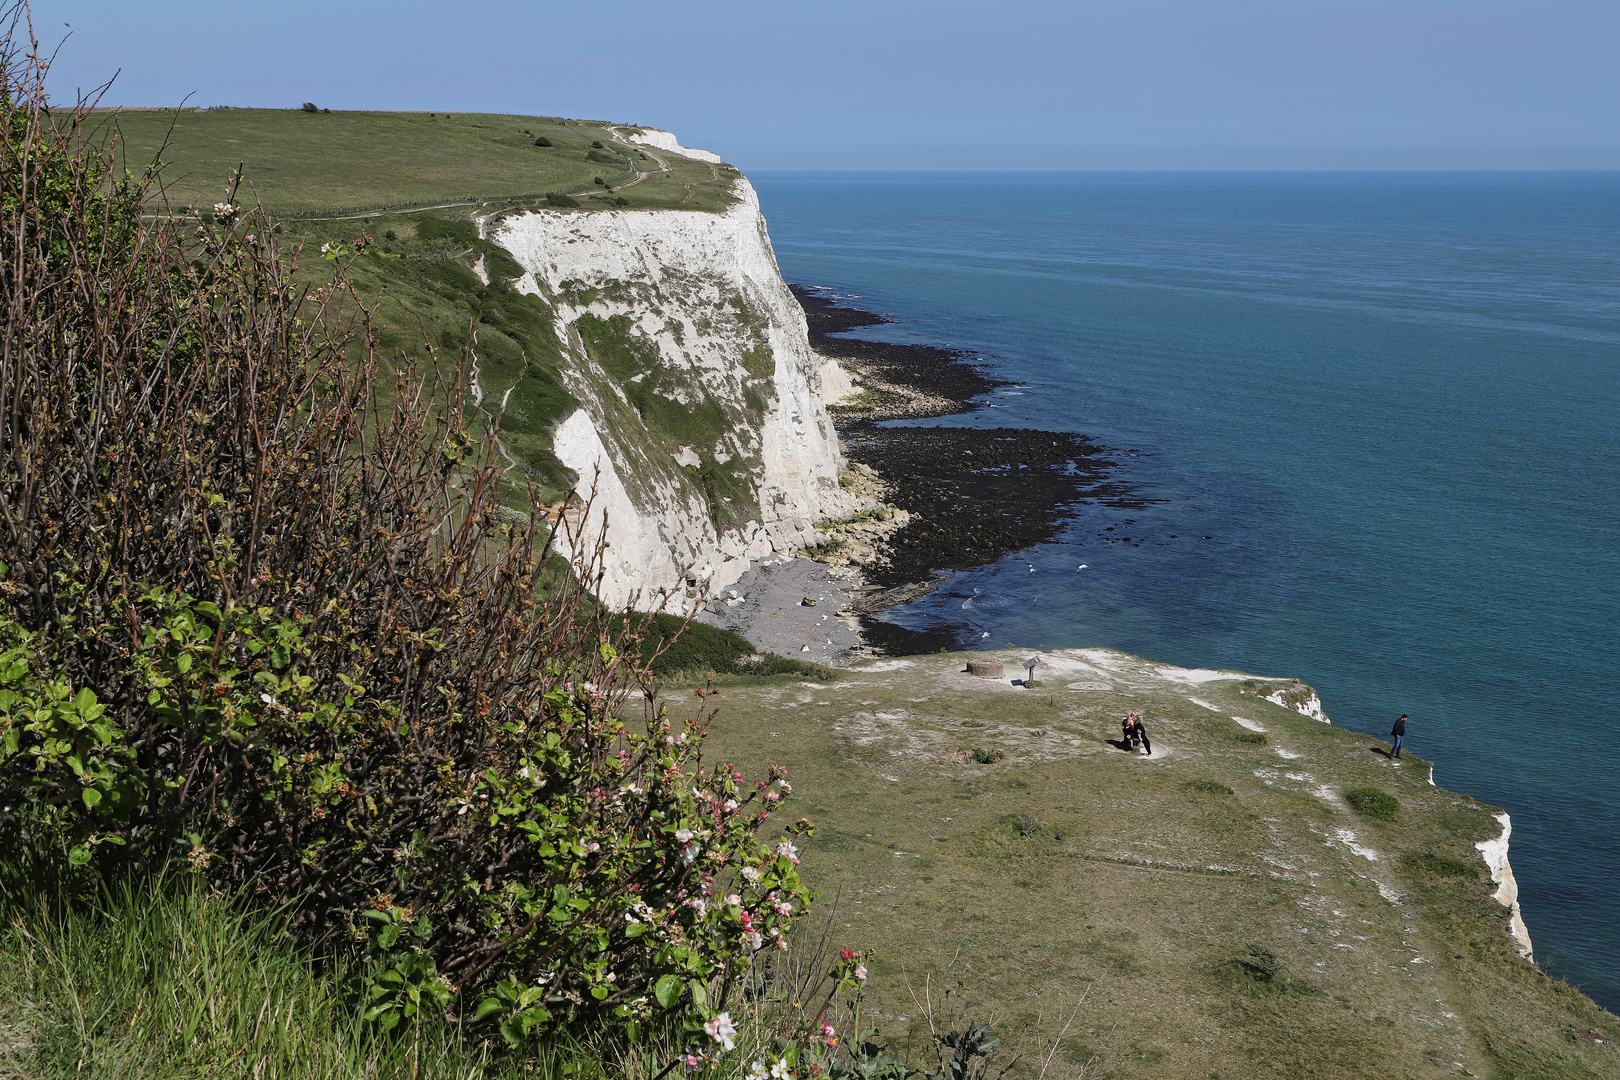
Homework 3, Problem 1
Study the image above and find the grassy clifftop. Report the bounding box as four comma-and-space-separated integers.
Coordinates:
101, 107, 739, 214
88, 107, 746, 508
705, 649, 1620, 1079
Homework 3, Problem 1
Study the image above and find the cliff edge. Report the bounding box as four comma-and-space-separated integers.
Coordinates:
701, 649, 1615, 1078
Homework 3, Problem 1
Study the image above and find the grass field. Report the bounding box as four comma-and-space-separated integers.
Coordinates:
96, 107, 738, 214
702, 648, 1620, 1079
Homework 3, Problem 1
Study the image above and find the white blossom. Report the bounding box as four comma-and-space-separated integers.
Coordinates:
705, 1012, 737, 1051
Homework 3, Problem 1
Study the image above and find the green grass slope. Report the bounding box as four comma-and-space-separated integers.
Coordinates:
704, 649, 1620, 1080
100, 108, 738, 214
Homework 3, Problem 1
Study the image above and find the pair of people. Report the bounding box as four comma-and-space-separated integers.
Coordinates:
1121, 712, 1151, 757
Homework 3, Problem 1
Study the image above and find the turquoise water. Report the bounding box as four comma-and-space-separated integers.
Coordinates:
752, 172, 1620, 1008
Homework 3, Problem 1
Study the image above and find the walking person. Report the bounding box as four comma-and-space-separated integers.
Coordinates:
1390, 714, 1407, 759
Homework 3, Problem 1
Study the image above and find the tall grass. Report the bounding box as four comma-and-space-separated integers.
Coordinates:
0, 881, 565, 1079
0, 881, 1052, 1080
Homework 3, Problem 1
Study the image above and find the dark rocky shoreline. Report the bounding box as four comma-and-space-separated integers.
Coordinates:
792, 285, 1002, 419
792, 285, 1142, 654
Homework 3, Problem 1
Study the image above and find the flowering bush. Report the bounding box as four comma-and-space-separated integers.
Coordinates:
0, 43, 812, 1055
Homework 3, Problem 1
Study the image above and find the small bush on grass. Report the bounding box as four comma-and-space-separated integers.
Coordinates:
731, 655, 837, 680
0, 43, 807, 1060
1344, 787, 1400, 821
1403, 850, 1477, 879
534, 136, 552, 147
1232, 730, 1268, 745
544, 191, 579, 208
972, 748, 1004, 765
416, 215, 478, 242
1229, 945, 1298, 995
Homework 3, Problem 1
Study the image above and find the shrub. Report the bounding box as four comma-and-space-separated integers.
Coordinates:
1402, 850, 1477, 879
302, 101, 318, 112
591, 139, 605, 149
383, 228, 398, 240
1232, 730, 1267, 745
416, 215, 478, 242
594, 176, 605, 185
1231, 945, 1297, 993
1344, 787, 1400, 821
586, 149, 622, 165
733, 656, 836, 680
534, 136, 552, 147
973, 748, 1004, 765
0, 43, 808, 1054
545, 191, 580, 208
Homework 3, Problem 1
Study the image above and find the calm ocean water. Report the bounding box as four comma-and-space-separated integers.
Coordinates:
752, 172, 1620, 1008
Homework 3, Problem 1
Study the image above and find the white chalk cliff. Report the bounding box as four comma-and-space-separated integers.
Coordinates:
622, 127, 724, 165
1266, 687, 1331, 723
1476, 811, 1535, 959
493, 174, 856, 609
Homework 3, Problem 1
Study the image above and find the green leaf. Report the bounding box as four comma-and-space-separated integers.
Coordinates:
81, 787, 102, 809
653, 974, 681, 1009
624, 922, 647, 939
590, 985, 609, 1000
176, 653, 192, 674
474, 996, 505, 1021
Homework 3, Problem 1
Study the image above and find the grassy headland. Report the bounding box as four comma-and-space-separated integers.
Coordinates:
705, 649, 1620, 1078
102, 108, 738, 214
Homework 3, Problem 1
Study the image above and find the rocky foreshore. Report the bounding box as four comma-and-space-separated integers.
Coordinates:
803, 286, 1144, 654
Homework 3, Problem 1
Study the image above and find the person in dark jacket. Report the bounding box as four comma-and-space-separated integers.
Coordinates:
1127, 713, 1152, 757
1390, 714, 1408, 759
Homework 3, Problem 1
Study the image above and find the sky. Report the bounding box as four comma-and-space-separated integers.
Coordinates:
25, 0, 1620, 171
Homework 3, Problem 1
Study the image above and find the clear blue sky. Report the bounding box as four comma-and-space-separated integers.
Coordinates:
31, 0, 1620, 170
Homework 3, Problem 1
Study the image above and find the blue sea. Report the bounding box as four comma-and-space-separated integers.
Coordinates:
752, 172, 1620, 1009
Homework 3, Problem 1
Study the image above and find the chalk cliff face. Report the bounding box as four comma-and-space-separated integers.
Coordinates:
622, 127, 724, 165
493, 178, 855, 609
1476, 812, 1535, 959
1266, 687, 1331, 723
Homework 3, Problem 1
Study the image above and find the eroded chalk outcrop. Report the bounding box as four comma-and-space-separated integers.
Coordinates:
495, 177, 857, 609
1476, 811, 1535, 960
